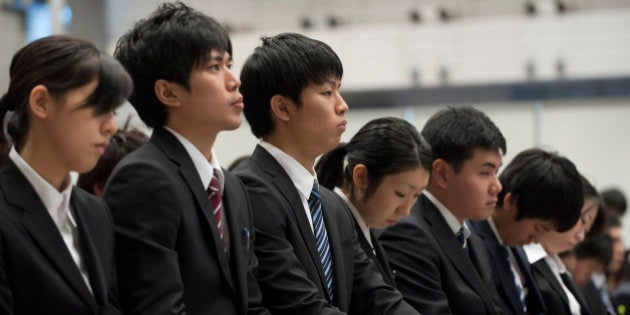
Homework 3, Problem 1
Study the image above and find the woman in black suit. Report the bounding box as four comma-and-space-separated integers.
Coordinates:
0, 35, 132, 314
316, 117, 432, 286
524, 176, 607, 315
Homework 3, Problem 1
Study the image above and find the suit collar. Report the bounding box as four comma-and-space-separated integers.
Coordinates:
420, 195, 498, 313
258, 141, 315, 203
152, 127, 236, 291
471, 220, 526, 314
0, 161, 98, 312
250, 146, 337, 303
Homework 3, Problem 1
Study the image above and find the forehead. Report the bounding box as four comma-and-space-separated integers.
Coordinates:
461, 147, 503, 169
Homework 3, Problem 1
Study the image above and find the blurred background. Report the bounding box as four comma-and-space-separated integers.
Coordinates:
1, 0, 630, 240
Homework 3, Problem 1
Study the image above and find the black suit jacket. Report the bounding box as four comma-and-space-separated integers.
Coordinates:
0, 160, 120, 314
348, 211, 395, 287
469, 220, 546, 315
531, 259, 592, 315
580, 280, 611, 315
379, 194, 507, 314
233, 145, 417, 315
103, 127, 268, 315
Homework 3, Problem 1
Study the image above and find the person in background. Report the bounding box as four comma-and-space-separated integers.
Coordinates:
524, 175, 607, 315
316, 116, 432, 287
562, 234, 614, 315
469, 148, 584, 315
602, 188, 627, 219
0, 35, 132, 314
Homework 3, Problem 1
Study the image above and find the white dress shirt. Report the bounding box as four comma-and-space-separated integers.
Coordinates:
334, 187, 372, 250
9, 147, 92, 294
523, 243, 581, 315
164, 126, 229, 239
259, 141, 316, 232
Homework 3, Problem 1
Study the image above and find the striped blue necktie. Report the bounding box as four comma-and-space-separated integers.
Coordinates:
308, 180, 334, 302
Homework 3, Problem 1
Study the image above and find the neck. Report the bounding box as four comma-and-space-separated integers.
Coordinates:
167, 124, 217, 160
20, 138, 70, 191
426, 185, 465, 225
264, 135, 317, 175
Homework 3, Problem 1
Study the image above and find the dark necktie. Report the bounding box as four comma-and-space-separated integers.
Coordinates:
499, 245, 527, 313
308, 180, 334, 302
208, 171, 225, 250
456, 227, 469, 255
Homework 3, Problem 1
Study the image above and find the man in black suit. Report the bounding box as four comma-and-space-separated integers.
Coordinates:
379, 106, 508, 314
103, 3, 268, 314
469, 148, 583, 315
233, 33, 417, 314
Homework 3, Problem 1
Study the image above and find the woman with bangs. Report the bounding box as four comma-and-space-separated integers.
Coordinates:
316, 117, 432, 286
524, 175, 607, 315
0, 35, 132, 314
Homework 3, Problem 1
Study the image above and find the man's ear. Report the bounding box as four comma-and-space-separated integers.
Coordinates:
431, 159, 450, 189
503, 192, 516, 211
270, 94, 292, 122
28, 85, 51, 120
154, 79, 182, 108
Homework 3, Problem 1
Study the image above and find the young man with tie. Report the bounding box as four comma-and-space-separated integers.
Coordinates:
233, 33, 417, 314
103, 3, 268, 314
469, 148, 583, 315
379, 106, 508, 314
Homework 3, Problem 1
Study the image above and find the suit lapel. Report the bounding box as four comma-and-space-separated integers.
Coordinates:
473, 220, 523, 314
70, 192, 107, 308
0, 161, 97, 312
422, 196, 496, 313
320, 189, 346, 305
152, 128, 235, 291
533, 260, 572, 312
251, 146, 331, 300
222, 172, 248, 305
513, 246, 546, 314
370, 230, 395, 286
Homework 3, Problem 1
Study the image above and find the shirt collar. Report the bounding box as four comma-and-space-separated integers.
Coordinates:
164, 127, 223, 192
334, 187, 372, 247
9, 147, 75, 228
259, 140, 315, 201
487, 217, 505, 245
523, 242, 548, 264
424, 190, 470, 239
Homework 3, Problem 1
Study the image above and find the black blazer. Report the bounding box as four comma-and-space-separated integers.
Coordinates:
103, 127, 267, 315
379, 194, 507, 315
0, 160, 120, 314
347, 209, 395, 287
469, 220, 546, 315
580, 280, 611, 315
233, 145, 417, 315
531, 259, 592, 315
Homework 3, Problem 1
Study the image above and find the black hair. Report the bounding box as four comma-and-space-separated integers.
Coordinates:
601, 188, 627, 216
316, 117, 432, 201
114, 1, 232, 127
574, 234, 614, 267
582, 175, 607, 240
240, 32, 343, 138
497, 148, 583, 232
421, 106, 506, 172
0, 35, 132, 152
